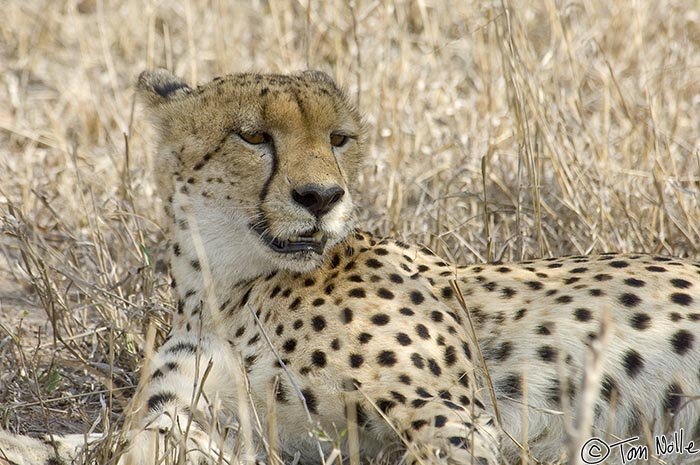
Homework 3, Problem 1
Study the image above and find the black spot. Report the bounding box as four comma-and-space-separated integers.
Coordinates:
301, 388, 318, 414
434, 415, 447, 427
391, 391, 407, 404
575, 308, 592, 321
497, 266, 511, 273
282, 339, 297, 352
441, 286, 454, 299
358, 332, 373, 344
444, 346, 457, 366
349, 353, 364, 368
514, 308, 527, 320
538, 345, 557, 362
600, 375, 619, 403
593, 273, 612, 281
304, 278, 315, 287
390, 273, 404, 284
427, 358, 442, 376
462, 341, 472, 360
497, 374, 521, 397
501, 287, 517, 299
165, 342, 198, 355
430, 311, 444, 323
410, 291, 425, 305
377, 399, 396, 413
311, 315, 326, 332
525, 281, 544, 290
289, 297, 302, 311
671, 293, 693, 306
190, 260, 201, 270
646, 266, 667, 273
312, 298, 325, 307
415, 387, 431, 398
396, 333, 412, 346
311, 350, 327, 368
411, 353, 425, 369
589, 288, 603, 296
609, 260, 630, 268
342, 307, 353, 324
415, 324, 430, 339
491, 341, 512, 361
536, 324, 552, 335
664, 383, 683, 414
374, 288, 394, 300
148, 392, 177, 411
399, 374, 412, 385
374, 248, 389, 256
631, 313, 651, 330
624, 278, 646, 287
570, 267, 588, 274
293, 319, 303, 330
622, 350, 644, 378
556, 295, 574, 304
671, 279, 692, 289
412, 419, 428, 430
399, 307, 415, 316
547, 263, 563, 269
671, 329, 694, 355
270, 286, 281, 298
275, 382, 288, 403
366, 258, 383, 269
371, 313, 390, 325
378, 351, 397, 367
331, 338, 340, 350
619, 293, 641, 308
349, 288, 366, 298
275, 324, 284, 336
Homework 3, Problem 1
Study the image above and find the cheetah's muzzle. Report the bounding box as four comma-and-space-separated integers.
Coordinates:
253, 224, 328, 254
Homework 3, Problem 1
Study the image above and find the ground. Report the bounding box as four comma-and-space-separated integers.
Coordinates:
0, 1, 699, 464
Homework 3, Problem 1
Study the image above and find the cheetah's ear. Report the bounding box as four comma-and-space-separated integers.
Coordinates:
137, 69, 192, 107
298, 70, 337, 86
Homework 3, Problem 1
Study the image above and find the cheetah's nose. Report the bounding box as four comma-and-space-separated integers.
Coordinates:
292, 184, 345, 217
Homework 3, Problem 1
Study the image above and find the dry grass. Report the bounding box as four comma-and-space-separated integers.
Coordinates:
0, 0, 698, 463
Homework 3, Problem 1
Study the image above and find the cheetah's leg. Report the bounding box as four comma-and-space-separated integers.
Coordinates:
119, 332, 243, 465
355, 388, 501, 465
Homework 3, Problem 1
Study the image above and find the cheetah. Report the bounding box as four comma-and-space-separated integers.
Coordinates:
1, 69, 699, 465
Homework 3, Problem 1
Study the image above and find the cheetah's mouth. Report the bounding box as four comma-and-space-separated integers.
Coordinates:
253, 225, 328, 255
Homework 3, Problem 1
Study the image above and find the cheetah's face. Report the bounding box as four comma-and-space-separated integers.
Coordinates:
138, 70, 365, 273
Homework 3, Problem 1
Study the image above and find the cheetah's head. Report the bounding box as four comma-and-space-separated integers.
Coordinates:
138, 70, 365, 275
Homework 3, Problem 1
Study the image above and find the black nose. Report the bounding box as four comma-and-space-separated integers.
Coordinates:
292, 184, 345, 217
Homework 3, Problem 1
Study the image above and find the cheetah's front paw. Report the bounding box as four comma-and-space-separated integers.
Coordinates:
119, 413, 232, 465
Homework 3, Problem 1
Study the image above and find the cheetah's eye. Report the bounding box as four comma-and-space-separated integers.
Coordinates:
240, 132, 269, 145
330, 133, 349, 148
